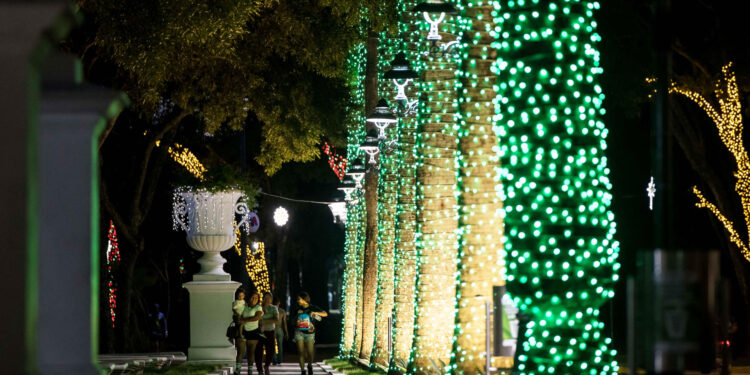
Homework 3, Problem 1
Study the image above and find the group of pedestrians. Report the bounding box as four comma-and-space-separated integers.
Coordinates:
231, 289, 327, 375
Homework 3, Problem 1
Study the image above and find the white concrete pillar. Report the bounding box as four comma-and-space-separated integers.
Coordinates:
183, 275, 240, 362
0, 4, 127, 373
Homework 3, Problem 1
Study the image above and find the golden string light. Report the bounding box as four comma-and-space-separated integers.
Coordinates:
233, 226, 270, 293
167, 143, 207, 180
693, 187, 750, 261
671, 63, 750, 263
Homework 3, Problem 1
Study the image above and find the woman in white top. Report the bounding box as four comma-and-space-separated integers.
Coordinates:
238, 291, 264, 375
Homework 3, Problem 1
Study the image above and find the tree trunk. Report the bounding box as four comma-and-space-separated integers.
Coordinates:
390, 113, 418, 370
371, 119, 399, 367
100, 111, 184, 352
389, 4, 421, 369
340, 203, 363, 356
452, 5, 505, 374
358, 30, 381, 361
411, 56, 460, 374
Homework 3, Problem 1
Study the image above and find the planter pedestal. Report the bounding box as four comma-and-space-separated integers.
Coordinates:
183, 275, 240, 362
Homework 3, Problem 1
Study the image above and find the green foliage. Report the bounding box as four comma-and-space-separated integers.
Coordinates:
77, 0, 398, 174
174, 161, 259, 208
142, 363, 223, 375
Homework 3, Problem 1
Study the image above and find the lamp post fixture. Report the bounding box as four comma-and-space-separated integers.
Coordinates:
384, 53, 419, 117
338, 175, 358, 203
367, 99, 398, 140
412, 0, 459, 57
359, 129, 381, 165
328, 195, 348, 224
348, 159, 366, 189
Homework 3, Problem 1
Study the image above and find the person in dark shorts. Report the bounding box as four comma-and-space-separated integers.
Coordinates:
239, 291, 264, 375
294, 292, 327, 375
255, 292, 279, 375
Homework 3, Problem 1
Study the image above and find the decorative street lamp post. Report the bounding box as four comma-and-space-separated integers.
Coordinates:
359, 129, 382, 165
412, 0, 458, 56
367, 99, 398, 140
328, 195, 348, 224
348, 159, 366, 189
384, 52, 420, 116
338, 175, 358, 203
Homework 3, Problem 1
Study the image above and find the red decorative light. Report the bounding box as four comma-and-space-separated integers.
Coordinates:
322, 142, 348, 181
106, 220, 121, 328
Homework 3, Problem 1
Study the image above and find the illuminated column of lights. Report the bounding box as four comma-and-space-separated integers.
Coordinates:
370, 35, 400, 367
670, 63, 750, 263
246, 242, 270, 294
410, 10, 461, 374
106, 220, 121, 328
340, 42, 368, 358
451, 2, 506, 374
167, 143, 206, 180
232, 227, 271, 294
390, 0, 423, 370
491, 1, 619, 374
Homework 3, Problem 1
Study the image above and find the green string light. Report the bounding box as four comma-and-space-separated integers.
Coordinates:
491, 1, 619, 373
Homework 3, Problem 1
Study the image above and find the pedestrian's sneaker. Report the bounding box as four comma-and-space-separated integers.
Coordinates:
264, 365, 270, 375
301, 370, 306, 375
307, 364, 313, 374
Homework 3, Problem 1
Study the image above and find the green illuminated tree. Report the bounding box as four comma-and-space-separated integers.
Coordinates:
492, 1, 619, 374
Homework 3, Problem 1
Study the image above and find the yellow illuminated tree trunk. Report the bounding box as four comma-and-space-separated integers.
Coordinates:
358, 32, 381, 361
411, 58, 460, 374
390, 112, 418, 370
371, 124, 399, 367
340, 202, 363, 356
452, 4, 505, 374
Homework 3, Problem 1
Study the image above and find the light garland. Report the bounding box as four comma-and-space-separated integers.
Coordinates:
247, 241, 271, 294
106, 220, 121, 328
410, 17, 461, 374
231, 226, 271, 293
693, 187, 750, 261
167, 143, 206, 180
451, 1, 506, 373
388, 1, 423, 371
340, 41, 368, 358
491, 1, 619, 374
671, 63, 750, 263
323, 142, 349, 181
370, 27, 403, 367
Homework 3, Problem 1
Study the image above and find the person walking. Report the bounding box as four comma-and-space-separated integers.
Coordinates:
255, 292, 279, 375
293, 292, 327, 375
273, 297, 288, 365
148, 303, 168, 352
239, 291, 264, 375
232, 288, 247, 375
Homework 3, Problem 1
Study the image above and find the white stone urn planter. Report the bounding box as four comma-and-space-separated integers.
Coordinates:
172, 190, 250, 276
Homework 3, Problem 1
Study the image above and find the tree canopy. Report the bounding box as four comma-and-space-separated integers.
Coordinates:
77, 0, 395, 173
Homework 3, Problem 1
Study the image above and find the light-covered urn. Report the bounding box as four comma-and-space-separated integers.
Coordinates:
173, 190, 250, 275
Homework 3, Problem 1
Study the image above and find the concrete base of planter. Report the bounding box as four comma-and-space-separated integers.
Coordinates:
183, 277, 240, 362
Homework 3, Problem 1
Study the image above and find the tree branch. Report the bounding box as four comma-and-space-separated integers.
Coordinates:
101, 178, 138, 248
694, 186, 750, 261
98, 113, 120, 150
132, 112, 188, 224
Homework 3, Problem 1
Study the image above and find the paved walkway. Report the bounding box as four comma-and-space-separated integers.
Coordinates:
215, 361, 339, 375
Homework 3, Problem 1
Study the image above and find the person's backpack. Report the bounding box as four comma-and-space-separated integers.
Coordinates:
297, 312, 313, 332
